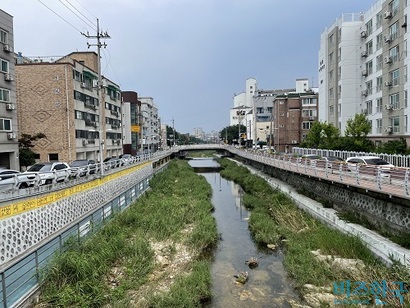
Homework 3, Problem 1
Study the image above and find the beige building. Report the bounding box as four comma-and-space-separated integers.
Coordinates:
16, 51, 122, 164
0, 9, 18, 169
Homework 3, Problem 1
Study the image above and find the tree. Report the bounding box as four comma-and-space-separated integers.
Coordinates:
18, 133, 46, 168
220, 125, 246, 145
343, 113, 374, 152
377, 137, 408, 155
300, 121, 340, 149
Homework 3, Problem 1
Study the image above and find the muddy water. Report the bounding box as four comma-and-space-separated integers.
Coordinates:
190, 158, 302, 307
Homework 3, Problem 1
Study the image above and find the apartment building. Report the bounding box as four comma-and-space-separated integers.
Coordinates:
139, 97, 160, 153
0, 9, 18, 169
272, 91, 319, 152
121, 91, 142, 156
15, 51, 123, 163
319, 0, 409, 145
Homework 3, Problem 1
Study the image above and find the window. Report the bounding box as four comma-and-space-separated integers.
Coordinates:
405, 65, 408, 82
390, 0, 399, 16
376, 34, 383, 50
404, 15, 408, 33
390, 93, 400, 109
73, 70, 82, 82
405, 115, 408, 132
338, 66, 341, 80
329, 88, 334, 99
329, 105, 334, 115
338, 85, 341, 99
376, 77, 383, 92
302, 109, 317, 117
329, 33, 334, 45
338, 47, 341, 60
391, 116, 400, 132
366, 80, 373, 95
366, 40, 373, 55
329, 70, 334, 82
376, 97, 383, 112
376, 119, 382, 133
0, 118, 11, 131
389, 45, 399, 63
0, 58, 9, 73
389, 22, 399, 40
329, 52, 334, 64
376, 12, 383, 29
0, 88, 10, 102
364, 100, 372, 115
302, 122, 313, 130
366, 19, 373, 35
366, 60, 373, 75
391, 68, 400, 86
405, 90, 408, 107
0, 29, 7, 44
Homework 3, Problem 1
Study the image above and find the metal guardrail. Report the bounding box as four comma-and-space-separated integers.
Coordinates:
230, 148, 410, 199
0, 151, 171, 203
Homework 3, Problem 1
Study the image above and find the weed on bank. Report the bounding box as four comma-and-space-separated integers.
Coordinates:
218, 158, 410, 306
38, 160, 218, 307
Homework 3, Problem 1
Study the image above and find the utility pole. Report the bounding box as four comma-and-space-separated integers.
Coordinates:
172, 119, 176, 146
82, 19, 110, 176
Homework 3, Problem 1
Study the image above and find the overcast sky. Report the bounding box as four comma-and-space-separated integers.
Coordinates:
2, 0, 376, 134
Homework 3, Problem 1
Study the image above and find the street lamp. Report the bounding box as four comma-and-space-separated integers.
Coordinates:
89, 128, 111, 176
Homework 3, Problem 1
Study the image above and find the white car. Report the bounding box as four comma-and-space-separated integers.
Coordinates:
25, 162, 71, 185
345, 156, 394, 176
0, 168, 37, 192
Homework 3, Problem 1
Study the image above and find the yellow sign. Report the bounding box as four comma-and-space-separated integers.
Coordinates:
131, 125, 140, 133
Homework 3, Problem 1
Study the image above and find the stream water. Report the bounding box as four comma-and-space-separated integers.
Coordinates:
189, 158, 303, 307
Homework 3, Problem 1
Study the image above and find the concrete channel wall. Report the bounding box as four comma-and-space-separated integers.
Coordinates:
233, 157, 410, 268
0, 157, 170, 308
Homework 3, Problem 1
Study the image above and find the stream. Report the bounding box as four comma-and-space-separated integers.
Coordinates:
189, 158, 303, 307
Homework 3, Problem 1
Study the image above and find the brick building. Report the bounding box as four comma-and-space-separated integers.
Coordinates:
16, 51, 122, 164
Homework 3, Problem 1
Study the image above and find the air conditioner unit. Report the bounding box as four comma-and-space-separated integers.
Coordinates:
384, 11, 392, 19
4, 74, 13, 81
92, 79, 98, 88
362, 89, 369, 96
362, 69, 368, 76
384, 126, 393, 133
385, 104, 393, 110
6, 103, 15, 110
361, 50, 368, 57
80, 82, 87, 88
360, 31, 367, 38
7, 132, 16, 140
116, 139, 121, 145
3, 44, 12, 52
385, 81, 392, 87
82, 139, 88, 146
384, 56, 392, 64
309, 116, 315, 120
384, 34, 392, 43
291, 140, 298, 144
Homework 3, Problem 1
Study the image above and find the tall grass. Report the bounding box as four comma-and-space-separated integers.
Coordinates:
39, 160, 218, 307
218, 158, 410, 306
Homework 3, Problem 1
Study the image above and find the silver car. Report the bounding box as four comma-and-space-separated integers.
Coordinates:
0, 168, 36, 192
25, 162, 71, 185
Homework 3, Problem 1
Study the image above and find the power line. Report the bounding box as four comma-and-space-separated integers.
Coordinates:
36, 0, 83, 34
59, 0, 97, 32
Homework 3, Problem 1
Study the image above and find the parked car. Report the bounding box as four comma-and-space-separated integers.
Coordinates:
0, 168, 37, 192
119, 154, 133, 165
25, 162, 71, 185
69, 159, 97, 177
103, 157, 121, 169
345, 156, 394, 176
318, 156, 345, 172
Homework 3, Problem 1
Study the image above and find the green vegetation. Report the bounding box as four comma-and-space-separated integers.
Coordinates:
187, 150, 216, 158
39, 160, 218, 307
218, 158, 410, 306
220, 124, 246, 145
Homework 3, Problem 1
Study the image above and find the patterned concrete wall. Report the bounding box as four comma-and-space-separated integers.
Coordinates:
0, 163, 153, 265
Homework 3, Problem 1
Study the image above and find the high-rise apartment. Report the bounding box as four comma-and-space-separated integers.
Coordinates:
0, 9, 18, 169
319, 0, 409, 145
